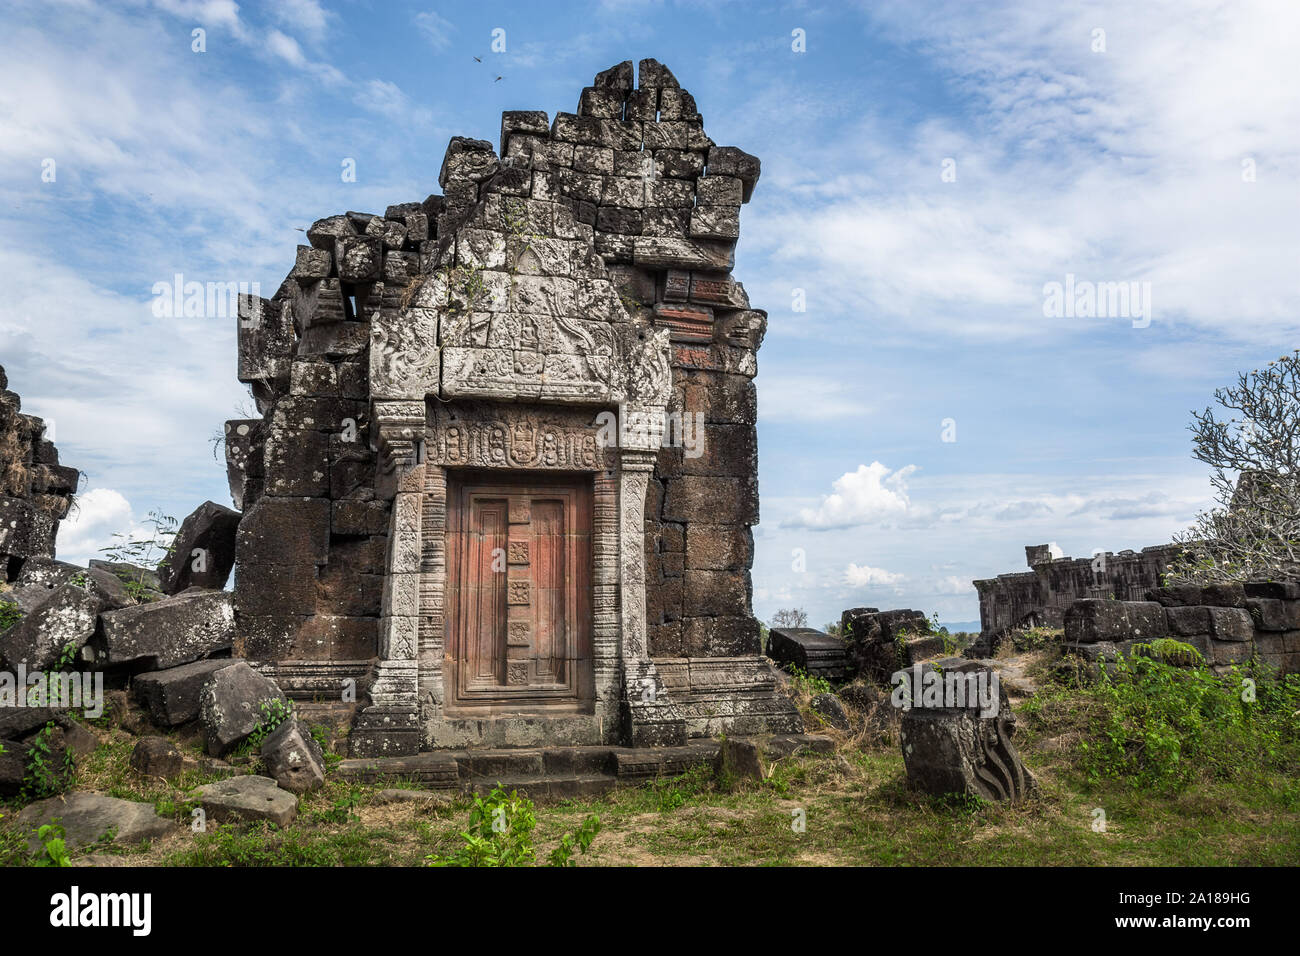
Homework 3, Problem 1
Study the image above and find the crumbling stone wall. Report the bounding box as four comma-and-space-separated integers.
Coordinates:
1063, 580, 1300, 675
229, 59, 794, 742
973, 542, 1180, 653
0, 364, 79, 581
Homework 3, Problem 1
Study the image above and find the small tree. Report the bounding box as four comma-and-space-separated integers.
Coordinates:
1168, 350, 1300, 583
770, 608, 809, 629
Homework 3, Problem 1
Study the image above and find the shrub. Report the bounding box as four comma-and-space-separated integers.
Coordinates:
1052, 653, 1300, 794
427, 786, 600, 867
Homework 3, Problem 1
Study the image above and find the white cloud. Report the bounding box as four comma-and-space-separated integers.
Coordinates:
415, 11, 456, 50
272, 0, 330, 42
354, 79, 432, 125
758, 375, 871, 422
747, 0, 1300, 346
844, 563, 905, 588
787, 462, 916, 529
56, 488, 139, 566
267, 28, 307, 67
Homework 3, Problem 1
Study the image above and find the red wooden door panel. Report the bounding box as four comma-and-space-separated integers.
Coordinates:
446, 472, 593, 712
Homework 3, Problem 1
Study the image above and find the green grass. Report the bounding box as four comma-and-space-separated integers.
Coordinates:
2, 652, 1298, 867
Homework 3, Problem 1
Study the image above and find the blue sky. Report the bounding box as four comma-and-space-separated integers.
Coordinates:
1, 0, 1296, 629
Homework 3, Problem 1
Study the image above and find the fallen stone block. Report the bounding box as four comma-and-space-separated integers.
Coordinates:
0, 705, 61, 739
712, 736, 764, 783
260, 717, 326, 794
766, 627, 849, 683
88, 560, 163, 601
190, 775, 298, 827
133, 658, 236, 727
810, 692, 850, 731
130, 736, 183, 779
157, 501, 240, 594
199, 661, 286, 756
899, 662, 1036, 803
15, 792, 174, 853
98, 589, 234, 670
0, 583, 99, 671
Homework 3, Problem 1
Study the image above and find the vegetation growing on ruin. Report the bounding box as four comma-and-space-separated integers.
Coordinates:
0, 600, 21, 632
97, 509, 176, 603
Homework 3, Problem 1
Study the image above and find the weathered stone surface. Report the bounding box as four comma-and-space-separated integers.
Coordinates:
706, 146, 760, 201
766, 627, 849, 682
190, 775, 298, 826
98, 589, 234, 669
222, 58, 799, 752
899, 662, 1036, 803
1207, 606, 1254, 641
975, 543, 1180, 654
15, 793, 174, 852
199, 661, 286, 756
839, 607, 931, 684
0, 705, 60, 739
1244, 579, 1300, 600
0, 583, 99, 670
132, 658, 235, 727
157, 500, 240, 594
89, 560, 164, 600
53, 719, 98, 760
1202, 582, 1247, 607
15, 558, 131, 611
0, 738, 25, 796
130, 736, 183, 779
1064, 599, 1167, 645
260, 717, 326, 794
0, 367, 79, 574
810, 693, 850, 731
713, 736, 764, 782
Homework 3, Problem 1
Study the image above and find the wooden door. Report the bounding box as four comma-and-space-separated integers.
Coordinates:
445, 472, 593, 712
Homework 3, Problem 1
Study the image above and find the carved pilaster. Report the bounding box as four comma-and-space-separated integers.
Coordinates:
352, 461, 425, 757
618, 446, 685, 746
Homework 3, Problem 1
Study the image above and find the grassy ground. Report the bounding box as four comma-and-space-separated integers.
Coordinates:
2, 644, 1298, 867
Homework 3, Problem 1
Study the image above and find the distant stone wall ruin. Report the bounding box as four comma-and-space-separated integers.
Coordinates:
0, 364, 79, 580
972, 542, 1181, 652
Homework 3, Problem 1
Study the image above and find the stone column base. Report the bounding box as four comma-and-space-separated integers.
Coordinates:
350, 659, 421, 757
621, 662, 686, 746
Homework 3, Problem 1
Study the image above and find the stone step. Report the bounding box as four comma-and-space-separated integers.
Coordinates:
464, 774, 617, 801
338, 735, 836, 794
337, 752, 460, 789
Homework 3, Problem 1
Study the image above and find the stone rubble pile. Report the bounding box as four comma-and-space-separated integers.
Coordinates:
0, 364, 79, 581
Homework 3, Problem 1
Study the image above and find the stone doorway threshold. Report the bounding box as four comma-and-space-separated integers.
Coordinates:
336, 734, 834, 801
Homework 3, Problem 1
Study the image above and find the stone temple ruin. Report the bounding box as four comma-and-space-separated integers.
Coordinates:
0, 365, 79, 581
972, 542, 1180, 654
228, 58, 801, 756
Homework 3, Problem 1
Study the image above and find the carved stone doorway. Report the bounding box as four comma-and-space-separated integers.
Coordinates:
445, 471, 594, 715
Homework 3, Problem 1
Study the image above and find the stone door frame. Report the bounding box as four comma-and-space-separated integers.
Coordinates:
351, 396, 681, 755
